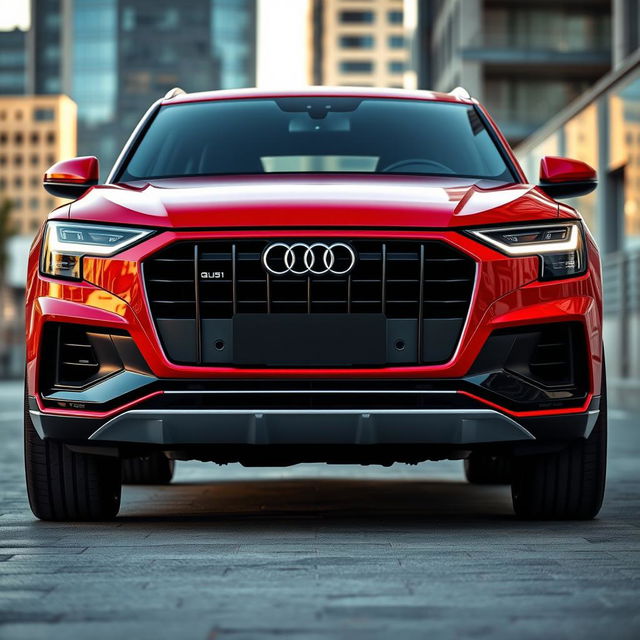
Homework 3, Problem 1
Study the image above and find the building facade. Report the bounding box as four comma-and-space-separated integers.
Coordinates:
309, 0, 409, 88
0, 28, 27, 95
28, 0, 257, 174
516, 55, 640, 409
0, 95, 76, 234
407, 0, 612, 144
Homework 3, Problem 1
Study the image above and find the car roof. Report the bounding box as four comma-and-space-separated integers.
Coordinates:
161, 86, 477, 107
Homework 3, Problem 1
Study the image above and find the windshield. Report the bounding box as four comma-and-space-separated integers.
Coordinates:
118, 98, 516, 182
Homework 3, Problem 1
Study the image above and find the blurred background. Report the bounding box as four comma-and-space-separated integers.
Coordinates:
0, 0, 637, 413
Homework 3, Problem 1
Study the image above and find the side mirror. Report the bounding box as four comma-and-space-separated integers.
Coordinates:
43, 156, 99, 199
538, 156, 597, 199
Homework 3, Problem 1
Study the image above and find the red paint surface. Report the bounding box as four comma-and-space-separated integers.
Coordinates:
540, 156, 597, 184
44, 156, 99, 184
26, 89, 604, 420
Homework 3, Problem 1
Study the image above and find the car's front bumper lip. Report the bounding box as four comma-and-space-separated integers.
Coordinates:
29, 404, 600, 448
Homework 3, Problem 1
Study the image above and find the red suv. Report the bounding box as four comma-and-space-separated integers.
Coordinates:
25, 88, 606, 521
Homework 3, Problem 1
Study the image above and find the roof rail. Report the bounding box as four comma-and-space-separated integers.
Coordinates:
448, 86, 471, 100
164, 87, 186, 100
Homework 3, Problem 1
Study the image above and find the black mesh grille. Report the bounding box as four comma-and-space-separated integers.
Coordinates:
527, 324, 582, 388
57, 325, 100, 385
143, 239, 476, 366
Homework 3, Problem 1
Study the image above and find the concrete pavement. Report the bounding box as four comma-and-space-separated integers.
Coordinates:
0, 380, 639, 639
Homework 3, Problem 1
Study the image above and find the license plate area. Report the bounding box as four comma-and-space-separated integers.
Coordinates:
233, 314, 387, 367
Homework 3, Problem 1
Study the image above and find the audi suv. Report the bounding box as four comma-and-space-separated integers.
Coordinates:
25, 87, 606, 521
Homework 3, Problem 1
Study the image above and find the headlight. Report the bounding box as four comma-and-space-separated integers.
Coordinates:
469, 221, 587, 280
40, 221, 153, 280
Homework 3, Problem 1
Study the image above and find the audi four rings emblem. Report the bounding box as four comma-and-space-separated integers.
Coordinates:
262, 242, 357, 276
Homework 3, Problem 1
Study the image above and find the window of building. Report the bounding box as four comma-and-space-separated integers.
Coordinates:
46, 132, 56, 145
30, 176, 39, 188
122, 7, 136, 30
45, 12, 61, 28
31, 219, 41, 232
13, 176, 23, 189
13, 198, 22, 210
15, 110, 23, 120
339, 35, 374, 49
47, 197, 55, 209
30, 154, 39, 167
389, 35, 405, 49
29, 197, 40, 211
0, 177, 5, 190
388, 10, 403, 24
158, 8, 179, 29
14, 154, 23, 167
44, 45, 60, 63
0, 134, 6, 145
0, 111, 5, 120
13, 132, 23, 145
339, 11, 374, 23
484, 7, 610, 52
340, 60, 373, 73
44, 77, 61, 93
30, 132, 39, 144
0, 155, 5, 166
389, 61, 405, 74
34, 108, 55, 122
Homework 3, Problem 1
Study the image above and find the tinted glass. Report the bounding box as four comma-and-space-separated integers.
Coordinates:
119, 98, 515, 182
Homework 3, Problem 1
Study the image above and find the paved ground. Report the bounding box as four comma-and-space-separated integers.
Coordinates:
0, 380, 639, 640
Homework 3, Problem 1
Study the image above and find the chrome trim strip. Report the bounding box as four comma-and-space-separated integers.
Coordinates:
162, 390, 458, 395
98, 408, 502, 416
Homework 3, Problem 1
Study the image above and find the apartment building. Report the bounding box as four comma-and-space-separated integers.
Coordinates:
310, 0, 409, 87
407, 0, 612, 144
0, 95, 76, 234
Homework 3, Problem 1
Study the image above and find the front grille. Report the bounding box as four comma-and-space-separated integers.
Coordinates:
143, 239, 476, 366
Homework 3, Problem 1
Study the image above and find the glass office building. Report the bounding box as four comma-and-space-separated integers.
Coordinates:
0, 28, 27, 95
29, 0, 257, 174
517, 51, 640, 410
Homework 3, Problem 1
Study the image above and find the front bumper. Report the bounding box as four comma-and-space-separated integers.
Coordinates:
25, 228, 604, 458
28, 387, 601, 452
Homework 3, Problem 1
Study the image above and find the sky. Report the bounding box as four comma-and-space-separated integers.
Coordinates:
0, 0, 29, 30
0, 0, 308, 87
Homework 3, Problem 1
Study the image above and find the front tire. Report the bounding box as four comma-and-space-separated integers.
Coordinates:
24, 388, 122, 521
122, 453, 175, 485
511, 379, 607, 520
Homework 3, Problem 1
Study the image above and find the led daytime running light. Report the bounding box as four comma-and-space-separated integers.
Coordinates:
471, 223, 580, 256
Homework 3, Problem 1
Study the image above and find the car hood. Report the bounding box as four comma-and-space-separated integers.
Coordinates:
64, 174, 568, 229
